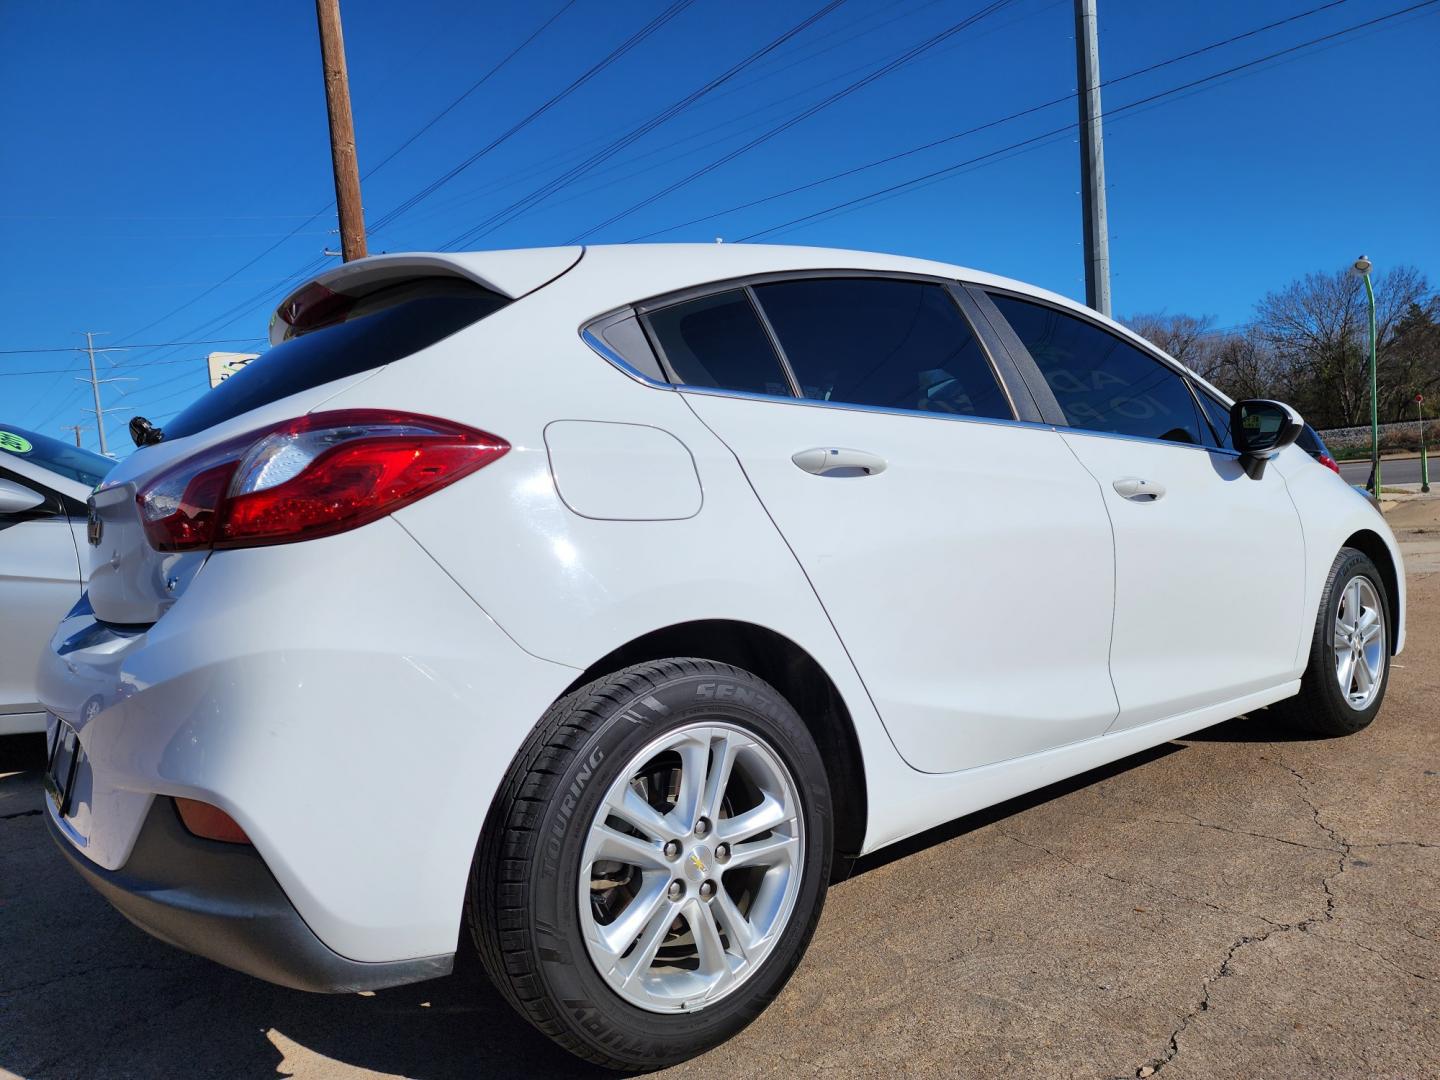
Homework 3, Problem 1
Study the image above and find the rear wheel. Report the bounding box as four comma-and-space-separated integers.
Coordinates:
1276, 547, 1391, 736
469, 659, 833, 1071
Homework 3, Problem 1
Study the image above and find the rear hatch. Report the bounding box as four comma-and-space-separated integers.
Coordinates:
85, 248, 581, 625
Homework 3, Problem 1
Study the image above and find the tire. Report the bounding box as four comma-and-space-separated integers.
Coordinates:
469, 658, 834, 1071
1276, 547, 1392, 736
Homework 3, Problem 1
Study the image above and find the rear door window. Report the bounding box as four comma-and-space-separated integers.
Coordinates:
752, 278, 1012, 419
161, 279, 509, 441
989, 294, 1208, 444
644, 290, 795, 397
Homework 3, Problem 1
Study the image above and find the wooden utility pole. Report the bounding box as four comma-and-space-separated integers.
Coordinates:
63, 424, 85, 448
315, 0, 368, 261
1074, 0, 1111, 316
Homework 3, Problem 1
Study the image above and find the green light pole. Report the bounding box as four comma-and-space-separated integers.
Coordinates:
1353, 255, 1380, 495
1418, 391, 1431, 493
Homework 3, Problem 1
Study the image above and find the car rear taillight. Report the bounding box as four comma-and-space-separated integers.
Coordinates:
137, 410, 507, 551
1318, 454, 1341, 475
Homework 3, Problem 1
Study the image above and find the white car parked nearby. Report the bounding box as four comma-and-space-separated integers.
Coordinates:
0, 426, 110, 735
38, 245, 1404, 1070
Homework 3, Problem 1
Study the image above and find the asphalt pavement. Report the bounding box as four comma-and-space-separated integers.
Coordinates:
2, 506, 1437, 1079
1339, 455, 1431, 486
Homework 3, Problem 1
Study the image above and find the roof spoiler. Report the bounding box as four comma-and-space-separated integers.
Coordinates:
269, 247, 583, 346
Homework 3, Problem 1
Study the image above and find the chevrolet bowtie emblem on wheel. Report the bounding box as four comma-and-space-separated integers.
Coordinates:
689, 852, 708, 875
86, 505, 102, 547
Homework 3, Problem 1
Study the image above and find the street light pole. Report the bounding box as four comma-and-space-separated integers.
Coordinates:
1418, 392, 1431, 494
1353, 255, 1379, 495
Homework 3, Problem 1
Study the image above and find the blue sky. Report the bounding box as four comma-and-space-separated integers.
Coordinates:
2, 0, 1437, 453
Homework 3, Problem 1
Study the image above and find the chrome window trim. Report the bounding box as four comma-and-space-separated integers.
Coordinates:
580, 326, 675, 390
580, 324, 1245, 456
583, 269, 1022, 422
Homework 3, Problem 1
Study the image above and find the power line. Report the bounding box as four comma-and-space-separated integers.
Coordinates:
0, 357, 210, 378
107, 2, 581, 348
0, 336, 265, 356
625, 0, 1360, 242
567, 0, 1023, 243
367, 0, 700, 236
734, 0, 1438, 242
439, 0, 850, 250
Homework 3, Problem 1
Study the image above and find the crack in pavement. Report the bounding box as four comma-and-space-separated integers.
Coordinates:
1136, 754, 1353, 1078
1, 808, 42, 821
994, 829, 1285, 929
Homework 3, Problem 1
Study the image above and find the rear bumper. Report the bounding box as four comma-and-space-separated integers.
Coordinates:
38, 516, 581, 964
47, 799, 451, 993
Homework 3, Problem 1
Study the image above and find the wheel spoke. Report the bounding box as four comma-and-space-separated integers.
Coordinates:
593, 874, 670, 968
1353, 652, 1374, 694
608, 785, 675, 842
700, 731, 742, 825
1357, 608, 1382, 646
1333, 626, 1352, 653
616, 891, 679, 988
586, 823, 669, 872
685, 898, 733, 993
1336, 650, 1356, 696
716, 792, 791, 844
711, 888, 759, 964
669, 735, 712, 835
725, 832, 799, 871
1347, 580, 1362, 626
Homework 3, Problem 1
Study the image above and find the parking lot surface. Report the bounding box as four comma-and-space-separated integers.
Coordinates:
2, 503, 1436, 1079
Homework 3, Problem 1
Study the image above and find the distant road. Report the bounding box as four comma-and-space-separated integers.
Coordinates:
1339, 457, 1428, 486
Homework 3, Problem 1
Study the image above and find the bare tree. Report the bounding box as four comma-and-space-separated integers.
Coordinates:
1254, 265, 1431, 428
1123, 312, 1219, 378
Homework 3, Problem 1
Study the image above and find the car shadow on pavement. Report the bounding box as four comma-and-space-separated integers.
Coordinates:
0, 733, 610, 1080
0, 703, 1327, 1080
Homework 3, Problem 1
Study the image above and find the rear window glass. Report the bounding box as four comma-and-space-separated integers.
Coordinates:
644, 290, 794, 397
161, 280, 508, 440
0, 424, 114, 486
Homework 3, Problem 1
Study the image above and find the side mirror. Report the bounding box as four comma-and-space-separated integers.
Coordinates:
0, 477, 47, 515
1230, 399, 1303, 479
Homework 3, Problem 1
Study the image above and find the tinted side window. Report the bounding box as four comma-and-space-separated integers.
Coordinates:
645, 290, 794, 397
990, 295, 1206, 444
1195, 390, 1233, 449
753, 278, 1012, 419
164, 281, 509, 440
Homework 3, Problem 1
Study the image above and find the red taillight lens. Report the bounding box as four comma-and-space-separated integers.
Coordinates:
1319, 454, 1341, 475
137, 410, 507, 551
174, 797, 250, 844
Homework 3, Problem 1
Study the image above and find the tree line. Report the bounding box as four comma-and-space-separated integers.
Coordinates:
1124, 264, 1439, 431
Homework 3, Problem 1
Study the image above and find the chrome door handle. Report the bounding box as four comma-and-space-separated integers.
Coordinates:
1112, 477, 1165, 501
791, 448, 888, 476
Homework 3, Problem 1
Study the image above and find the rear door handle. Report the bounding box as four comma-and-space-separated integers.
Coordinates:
1112, 477, 1165, 501
791, 448, 888, 476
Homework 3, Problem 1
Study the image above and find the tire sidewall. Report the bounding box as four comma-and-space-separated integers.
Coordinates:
1313, 549, 1392, 729
525, 667, 833, 1066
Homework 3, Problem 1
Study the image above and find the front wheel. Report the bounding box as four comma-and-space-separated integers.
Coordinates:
1277, 547, 1392, 736
469, 659, 833, 1071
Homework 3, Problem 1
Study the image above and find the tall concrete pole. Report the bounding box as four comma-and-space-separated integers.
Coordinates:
83, 331, 109, 455
1075, 0, 1111, 317
315, 0, 368, 261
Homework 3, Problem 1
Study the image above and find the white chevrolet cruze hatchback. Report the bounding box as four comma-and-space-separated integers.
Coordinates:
40, 245, 1404, 1070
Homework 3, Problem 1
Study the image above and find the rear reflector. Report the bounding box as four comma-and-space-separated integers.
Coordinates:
136, 409, 508, 551
174, 797, 251, 845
